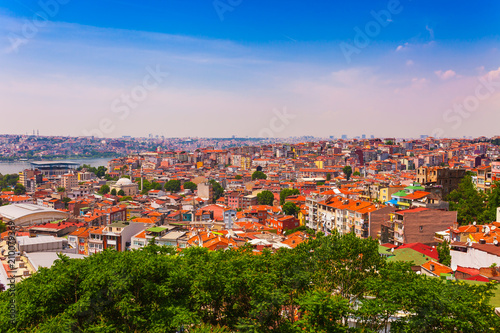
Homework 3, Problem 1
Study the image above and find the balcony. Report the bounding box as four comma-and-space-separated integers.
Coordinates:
394, 232, 404, 243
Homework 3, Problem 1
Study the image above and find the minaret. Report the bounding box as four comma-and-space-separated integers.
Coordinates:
140, 169, 144, 192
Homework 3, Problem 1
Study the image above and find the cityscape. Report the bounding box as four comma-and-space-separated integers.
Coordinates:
1, 0, 500, 332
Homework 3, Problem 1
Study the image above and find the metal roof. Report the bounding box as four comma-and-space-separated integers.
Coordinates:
0, 204, 68, 221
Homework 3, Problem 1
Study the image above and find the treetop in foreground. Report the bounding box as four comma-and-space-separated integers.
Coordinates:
0, 232, 498, 333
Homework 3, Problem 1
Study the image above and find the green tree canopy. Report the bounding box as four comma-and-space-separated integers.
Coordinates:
251, 171, 267, 181
282, 202, 300, 217
447, 174, 489, 224
437, 240, 451, 267
14, 183, 26, 195
257, 190, 274, 206
117, 189, 125, 196
0, 174, 19, 189
183, 181, 198, 191
280, 188, 300, 205
165, 180, 181, 193
110, 188, 117, 196
140, 179, 163, 195
209, 180, 224, 203
342, 166, 352, 181
0, 233, 498, 332
62, 197, 71, 209
98, 184, 110, 195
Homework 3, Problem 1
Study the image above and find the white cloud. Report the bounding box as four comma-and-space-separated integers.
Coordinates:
435, 69, 456, 80
426, 25, 435, 40
396, 42, 409, 52
485, 67, 500, 80
406, 60, 414, 66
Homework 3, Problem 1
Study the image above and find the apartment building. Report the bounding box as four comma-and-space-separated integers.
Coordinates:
416, 166, 465, 197
381, 208, 457, 245
61, 173, 78, 191
306, 194, 381, 238
473, 165, 492, 191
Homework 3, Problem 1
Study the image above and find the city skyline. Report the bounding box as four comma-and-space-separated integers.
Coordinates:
0, 0, 499, 138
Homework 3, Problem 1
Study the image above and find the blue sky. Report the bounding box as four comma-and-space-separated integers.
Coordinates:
0, 0, 499, 138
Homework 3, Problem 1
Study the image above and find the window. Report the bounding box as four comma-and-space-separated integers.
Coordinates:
419, 226, 423, 232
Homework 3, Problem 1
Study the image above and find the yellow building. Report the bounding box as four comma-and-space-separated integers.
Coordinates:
241, 156, 251, 170
314, 160, 324, 169
298, 208, 307, 227
378, 186, 404, 203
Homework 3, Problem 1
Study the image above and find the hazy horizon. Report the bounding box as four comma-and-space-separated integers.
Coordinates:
1, 0, 499, 138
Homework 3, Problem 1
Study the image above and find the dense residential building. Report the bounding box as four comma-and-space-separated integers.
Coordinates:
416, 166, 466, 197
381, 208, 457, 245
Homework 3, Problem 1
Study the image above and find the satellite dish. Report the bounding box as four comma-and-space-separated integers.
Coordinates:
485, 226, 491, 236
390, 248, 394, 253
473, 221, 477, 226
494, 240, 499, 246
492, 226, 497, 231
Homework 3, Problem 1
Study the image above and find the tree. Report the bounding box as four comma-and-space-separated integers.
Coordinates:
257, 190, 274, 206
437, 240, 451, 267
117, 189, 125, 196
56, 187, 65, 193
0, 221, 6, 233
0, 233, 498, 332
326, 173, 331, 181
235, 175, 242, 180
295, 290, 352, 332
14, 183, 26, 195
95, 166, 107, 178
183, 181, 198, 191
251, 171, 267, 181
282, 202, 300, 217
342, 166, 352, 181
110, 189, 117, 196
482, 182, 500, 222
280, 188, 300, 205
353, 171, 361, 177
62, 197, 71, 209
119, 195, 133, 201
209, 180, 224, 202
98, 184, 110, 195
447, 174, 487, 224
165, 180, 181, 193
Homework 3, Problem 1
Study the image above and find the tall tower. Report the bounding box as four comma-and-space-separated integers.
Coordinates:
140, 169, 144, 192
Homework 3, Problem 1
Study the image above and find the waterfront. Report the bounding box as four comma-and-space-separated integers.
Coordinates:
0, 158, 113, 175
